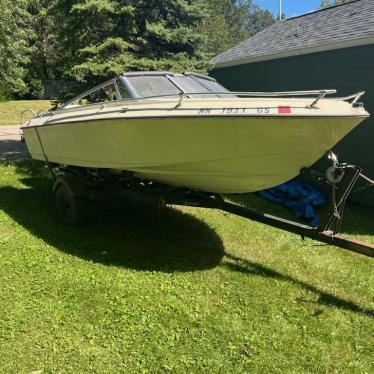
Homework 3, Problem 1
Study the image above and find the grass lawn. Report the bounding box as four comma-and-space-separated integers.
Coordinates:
0, 100, 53, 126
0, 160, 373, 372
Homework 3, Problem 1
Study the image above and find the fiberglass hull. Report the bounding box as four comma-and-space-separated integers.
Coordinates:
21, 114, 366, 193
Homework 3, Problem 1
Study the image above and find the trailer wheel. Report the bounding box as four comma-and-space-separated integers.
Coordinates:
55, 183, 87, 226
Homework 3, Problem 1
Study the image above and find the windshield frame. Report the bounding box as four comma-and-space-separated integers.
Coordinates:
121, 72, 229, 99
61, 72, 231, 109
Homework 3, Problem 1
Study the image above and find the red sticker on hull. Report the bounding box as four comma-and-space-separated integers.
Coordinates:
278, 106, 292, 114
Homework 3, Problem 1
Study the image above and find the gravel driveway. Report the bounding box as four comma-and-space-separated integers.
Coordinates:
0, 125, 29, 160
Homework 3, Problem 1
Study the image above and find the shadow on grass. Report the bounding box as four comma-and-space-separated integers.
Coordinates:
340, 203, 374, 236
0, 177, 224, 272
1, 160, 372, 316
10, 158, 48, 177
224, 253, 374, 318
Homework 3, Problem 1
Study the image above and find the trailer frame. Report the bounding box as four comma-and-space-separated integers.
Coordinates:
51, 161, 374, 259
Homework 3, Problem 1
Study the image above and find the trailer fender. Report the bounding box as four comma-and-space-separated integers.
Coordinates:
52, 175, 86, 197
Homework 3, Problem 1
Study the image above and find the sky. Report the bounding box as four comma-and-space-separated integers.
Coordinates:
253, 0, 323, 18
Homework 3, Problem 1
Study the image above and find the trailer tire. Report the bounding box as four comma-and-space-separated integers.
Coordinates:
55, 183, 87, 226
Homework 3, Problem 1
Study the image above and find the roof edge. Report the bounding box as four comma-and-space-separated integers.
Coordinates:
212, 35, 374, 69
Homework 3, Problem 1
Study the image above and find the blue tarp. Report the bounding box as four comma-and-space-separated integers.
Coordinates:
260, 181, 327, 227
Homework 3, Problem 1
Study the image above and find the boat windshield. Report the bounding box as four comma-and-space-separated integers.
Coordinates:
62, 72, 232, 109
170, 76, 211, 98
126, 76, 181, 97
194, 77, 229, 93
65, 82, 119, 107
125, 74, 230, 99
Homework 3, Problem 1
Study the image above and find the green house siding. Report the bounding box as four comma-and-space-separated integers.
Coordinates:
211, 44, 374, 207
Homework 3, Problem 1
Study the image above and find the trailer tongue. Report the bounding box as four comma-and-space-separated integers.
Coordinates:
148, 161, 374, 258
164, 193, 374, 259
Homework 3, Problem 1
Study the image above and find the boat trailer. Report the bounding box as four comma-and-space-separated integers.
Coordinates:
51, 158, 374, 259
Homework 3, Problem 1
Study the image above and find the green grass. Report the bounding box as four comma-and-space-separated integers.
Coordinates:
0, 160, 373, 373
0, 100, 53, 126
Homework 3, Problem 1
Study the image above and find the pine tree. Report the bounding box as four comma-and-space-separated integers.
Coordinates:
26, 0, 60, 97
0, 0, 30, 97
52, 0, 209, 85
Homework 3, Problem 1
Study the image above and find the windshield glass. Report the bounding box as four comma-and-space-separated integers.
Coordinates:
171, 76, 212, 97
67, 82, 118, 107
194, 77, 229, 93
127, 76, 181, 97
116, 78, 130, 99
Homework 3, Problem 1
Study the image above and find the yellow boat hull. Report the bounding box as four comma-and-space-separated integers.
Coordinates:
22, 115, 365, 193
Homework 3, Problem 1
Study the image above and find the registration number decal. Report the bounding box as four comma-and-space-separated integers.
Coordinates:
198, 107, 292, 115
221, 108, 246, 114
199, 108, 247, 115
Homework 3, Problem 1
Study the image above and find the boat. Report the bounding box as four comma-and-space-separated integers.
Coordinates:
20, 71, 369, 193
